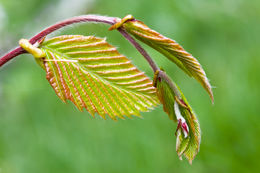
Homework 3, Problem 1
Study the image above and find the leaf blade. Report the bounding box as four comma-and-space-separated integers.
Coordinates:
38, 35, 159, 119
124, 20, 213, 101
154, 70, 201, 164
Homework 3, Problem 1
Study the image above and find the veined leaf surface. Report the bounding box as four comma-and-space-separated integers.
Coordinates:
123, 20, 213, 101
178, 93, 201, 164
37, 35, 159, 119
154, 70, 201, 164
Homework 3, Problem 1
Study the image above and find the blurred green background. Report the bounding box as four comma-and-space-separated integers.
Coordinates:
0, 0, 260, 172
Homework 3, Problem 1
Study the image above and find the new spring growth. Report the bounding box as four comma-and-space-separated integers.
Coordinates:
0, 14, 208, 164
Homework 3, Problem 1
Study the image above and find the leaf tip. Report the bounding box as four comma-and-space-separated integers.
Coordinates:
203, 77, 214, 103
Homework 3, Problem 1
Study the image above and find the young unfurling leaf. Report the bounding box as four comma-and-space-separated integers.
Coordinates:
153, 70, 201, 164
153, 70, 177, 121
29, 35, 159, 119
122, 18, 213, 102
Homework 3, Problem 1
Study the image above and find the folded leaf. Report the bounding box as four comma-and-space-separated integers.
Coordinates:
35, 35, 159, 119
154, 70, 201, 164
176, 129, 190, 160
178, 94, 201, 164
123, 20, 213, 102
153, 70, 177, 121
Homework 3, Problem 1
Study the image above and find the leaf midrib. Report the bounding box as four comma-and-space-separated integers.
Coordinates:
41, 46, 156, 98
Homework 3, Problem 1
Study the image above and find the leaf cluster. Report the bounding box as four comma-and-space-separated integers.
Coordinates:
1, 14, 213, 164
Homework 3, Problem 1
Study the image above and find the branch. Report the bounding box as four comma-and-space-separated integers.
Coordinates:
29, 15, 118, 44
0, 15, 119, 67
117, 28, 159, 72
0, 47, 26, 67
0, 15, 159, 75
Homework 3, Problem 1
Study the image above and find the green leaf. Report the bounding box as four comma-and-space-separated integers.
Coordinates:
153, 70, 177, 121
123, 20, 213, 102
36, 35, 159, 120
178, 94, 201, 164
154, 70, 201, 164
176, 129, 190, 160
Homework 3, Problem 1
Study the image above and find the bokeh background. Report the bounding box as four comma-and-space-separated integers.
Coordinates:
0, 0, 260, 172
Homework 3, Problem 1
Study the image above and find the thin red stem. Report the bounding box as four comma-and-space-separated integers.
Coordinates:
118, 28, 181, 97
0, 15, 118, 67
0, 47, 26, 67
117, 28, 159, 72
29, 15, 118, 44
0, 15, 159, 75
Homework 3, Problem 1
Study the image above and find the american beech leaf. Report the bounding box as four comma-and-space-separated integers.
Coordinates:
35, 35, 159, 120
153, 70, 201, 164
123, 20, 213, 102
